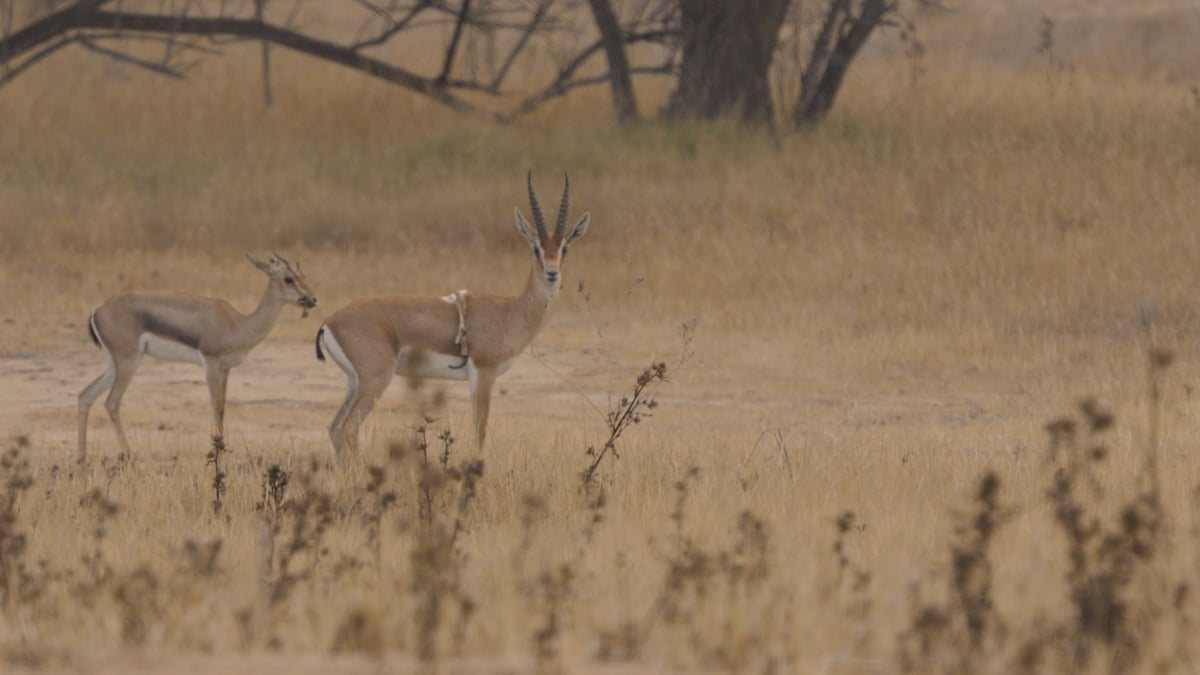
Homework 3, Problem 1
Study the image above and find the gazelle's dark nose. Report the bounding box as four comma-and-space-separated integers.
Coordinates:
545, 270, 559, 283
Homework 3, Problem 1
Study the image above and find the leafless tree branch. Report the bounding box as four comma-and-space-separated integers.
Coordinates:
0, 1, 679, 123
79, 35, 190, 78
489, 0, 553, 91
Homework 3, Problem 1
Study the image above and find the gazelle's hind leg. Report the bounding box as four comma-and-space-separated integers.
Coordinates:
103, 354, 142, 455
320, 327, 382, 460
78, 358, 116, 462
329, 373, 358, 459
337, 370, 393, 460
329, 378, 358, 458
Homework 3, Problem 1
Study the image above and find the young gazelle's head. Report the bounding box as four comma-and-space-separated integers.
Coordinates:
515, 172, 590, 292
244, 250, 319, 316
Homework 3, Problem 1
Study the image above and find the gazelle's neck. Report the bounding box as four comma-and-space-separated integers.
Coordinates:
240, 280, 287, 344
514, 264, 559, 335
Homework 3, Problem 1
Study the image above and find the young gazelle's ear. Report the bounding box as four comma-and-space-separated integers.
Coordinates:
244, 250, 271, 273
566, 212, 590, 244
515, 208, 540, 249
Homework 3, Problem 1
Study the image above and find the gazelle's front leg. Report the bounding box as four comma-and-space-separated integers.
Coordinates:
204, 359, 230, 439
467, 362, 497, 449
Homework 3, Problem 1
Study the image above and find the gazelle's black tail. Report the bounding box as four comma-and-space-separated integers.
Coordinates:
315, 326, 326, 362
88, 310, 101, 348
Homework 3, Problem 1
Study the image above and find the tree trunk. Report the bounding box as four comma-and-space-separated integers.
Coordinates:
794, 0, 892, 128
586, 0, 638, 125
661, 0, 790, 125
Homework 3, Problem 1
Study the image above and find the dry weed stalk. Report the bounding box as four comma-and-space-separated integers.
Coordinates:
113, 565, 161, 646
205, 434, 230, 515
582, 321, 695, 486
407, 452, 483, 663
412, 418, 441, 526
1023, 361, 1167, 673
0, 440, 35, 613
76, 487, 120, 609
515, 488, 607, 675
598, 467, 776, 671
581, 362, 667, 485
246, 460, 336, 648
897, 471, 1007, 674
830, 511, 873, 624
897, 350, 1178, 675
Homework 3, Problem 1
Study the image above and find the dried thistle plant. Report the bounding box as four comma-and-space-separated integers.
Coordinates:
76, 487, 120, 608
897, 472, 1008, 674
257, 463, 290, 517
598, 466, 777, 671
0, 440, 35, 612
582, 320, 695, 486
257, 461, 337, 643
829, 511, 872, 623
409, 458, 483, 663
205, 434, 230, 515
581, 361, 667, 485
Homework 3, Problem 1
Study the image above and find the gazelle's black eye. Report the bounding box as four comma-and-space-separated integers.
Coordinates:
533, 246, 543, 260
284, 276, 295, 285
562, 245, 569, 258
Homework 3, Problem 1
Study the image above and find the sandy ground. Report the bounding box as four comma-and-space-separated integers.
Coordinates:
0, 323, 615, 460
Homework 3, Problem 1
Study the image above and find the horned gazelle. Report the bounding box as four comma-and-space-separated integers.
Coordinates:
78, 252, 318, 461
317, 173, 590, 457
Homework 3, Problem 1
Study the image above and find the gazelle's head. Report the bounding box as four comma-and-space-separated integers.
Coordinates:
244, 250, 319, 316
515, 172, 590, 292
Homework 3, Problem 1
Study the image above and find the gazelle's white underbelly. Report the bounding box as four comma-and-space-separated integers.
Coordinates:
395, 348, 517, 381
140, 333, 204, 366
397, 347, 470, 381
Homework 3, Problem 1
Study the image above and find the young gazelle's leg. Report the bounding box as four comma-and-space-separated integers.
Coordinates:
204, 359, 230, 440
103, 354, 141, 455
78, 359, 116, 461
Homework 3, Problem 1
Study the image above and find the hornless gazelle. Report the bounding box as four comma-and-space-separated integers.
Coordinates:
316, 173, 590, 458
78, 252, 318, 461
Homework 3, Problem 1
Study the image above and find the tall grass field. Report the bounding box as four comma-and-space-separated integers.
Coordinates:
2, 1, 1200, 672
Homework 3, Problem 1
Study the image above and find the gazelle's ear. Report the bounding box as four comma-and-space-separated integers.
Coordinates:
515, 207, 539, 248
244, 250, 270, 272
566, 212, 590, 243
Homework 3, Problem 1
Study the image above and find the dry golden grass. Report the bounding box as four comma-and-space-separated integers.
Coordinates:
3, 2, 1200, 673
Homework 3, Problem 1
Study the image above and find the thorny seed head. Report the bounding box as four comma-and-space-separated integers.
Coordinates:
837, 511, 856, 534
636, 362, 669, 387
1150, 348, 1174, 370
387, 442, 410, 464
366, 465, 385, 493
1079, 397, 1114, 432
977, 471, 1000, 506
267, 464, 289, 492
522, 493, 547, 514
1044, 417, 1076, 445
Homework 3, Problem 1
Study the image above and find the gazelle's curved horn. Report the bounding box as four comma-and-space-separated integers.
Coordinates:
554, 173, 570, 237
527, 171, 548, 239
272, 250, 291, 266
